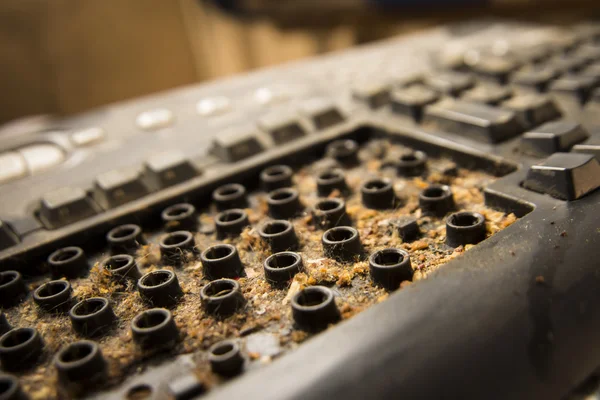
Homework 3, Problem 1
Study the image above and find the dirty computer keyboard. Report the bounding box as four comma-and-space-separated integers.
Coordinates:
0, 19, 600, 400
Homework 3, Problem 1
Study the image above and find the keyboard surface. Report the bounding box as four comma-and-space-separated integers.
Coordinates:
0, 19, 599, 400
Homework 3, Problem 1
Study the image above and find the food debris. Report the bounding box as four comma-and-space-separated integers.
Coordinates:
411, 241, 429, 251
4, 140, 518, 398
290, 331, 308, 343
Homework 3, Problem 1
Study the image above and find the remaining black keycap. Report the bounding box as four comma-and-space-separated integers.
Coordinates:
549, 75, 598, 105
462, 84, 512, 105
470, 56, 518, 84
424, 72, 474, 96
258, 110, 306, 145
143, 151, 198, 189
352, 81, 391, 109
521, 120, 590, 156
212, 127, 265, 162
93, 167, 149, 209
511, 65, 558, 92
523, 152, 600, 200
300, 98, 345, 130
423, 99, 523, 143
390, 85, 439, 122
39, 187, 99, 228
501, 93, 561, 129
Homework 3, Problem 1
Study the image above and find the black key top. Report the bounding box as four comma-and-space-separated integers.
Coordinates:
521, 120, 590, 156
462, 84, 512, 105
501, 93, 561, 129
390, 85, 439, 122
212, 127, 265, 162
300, 98, 345, 130
352, 81, 391, 109
144, 151, 199, 189
511, 65, 558, 92
549, 75, 598, 105
93, 167, 149, 209
470, 56, 518, 84
39, 187, 99, 228
422, 99, 523, 143
523, 152, 600, 200
258, 110, 306, 145
424, 72, 474, 96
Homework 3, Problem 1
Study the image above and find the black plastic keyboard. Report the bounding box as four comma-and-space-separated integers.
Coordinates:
0, 19, 599, 400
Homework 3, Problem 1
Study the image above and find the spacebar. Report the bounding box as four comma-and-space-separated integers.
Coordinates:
422, 99, 523, 144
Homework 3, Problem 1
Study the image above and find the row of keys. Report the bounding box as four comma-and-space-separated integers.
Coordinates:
30, 114, 596, 239
465, 31, 600, 197
455, 34, 600, 84
420, 98, 590, 155
515, 32, 600, 201
357, 63, 599, 112
131, 98, 345, 162
513, 62, 600, 94
429, 36, 600, 108
0, 95, 344, 189
212, 98, 344, 163
352, 71, 473, 112
37, 100, 346, 229
352, 67, 599, 149
39, 151, 198, 229
0, 100, 345, 240
354, 77, 546, 144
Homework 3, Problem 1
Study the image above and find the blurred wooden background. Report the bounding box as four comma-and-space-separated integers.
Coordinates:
0, 0, 367, 124
0, 0, 596, 124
